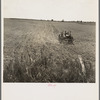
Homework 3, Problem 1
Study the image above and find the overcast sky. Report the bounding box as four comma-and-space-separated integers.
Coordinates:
3, 0, 98, 21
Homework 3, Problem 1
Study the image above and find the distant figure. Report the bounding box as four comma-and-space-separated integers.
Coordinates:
65, 31, 70, 37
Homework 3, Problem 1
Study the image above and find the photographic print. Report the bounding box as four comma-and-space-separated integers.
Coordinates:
3, 0, 97, 83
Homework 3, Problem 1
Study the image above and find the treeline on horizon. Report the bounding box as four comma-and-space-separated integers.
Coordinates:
4, 18, 96, 23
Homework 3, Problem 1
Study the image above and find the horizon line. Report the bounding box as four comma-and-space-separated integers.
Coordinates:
4, 17, 96, 22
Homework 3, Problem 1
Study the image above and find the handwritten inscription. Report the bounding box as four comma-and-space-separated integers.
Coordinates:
48, 84, 56, 87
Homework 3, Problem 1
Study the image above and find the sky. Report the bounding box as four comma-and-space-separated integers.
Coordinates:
3, 0, 98, 21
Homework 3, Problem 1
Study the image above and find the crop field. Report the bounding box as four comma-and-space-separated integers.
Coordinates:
4, 18, 96, 82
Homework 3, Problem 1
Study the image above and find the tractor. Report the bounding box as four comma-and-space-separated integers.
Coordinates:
58, 31, 74, 44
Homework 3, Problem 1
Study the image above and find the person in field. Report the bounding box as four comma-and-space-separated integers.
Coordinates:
65, 31, 71, 38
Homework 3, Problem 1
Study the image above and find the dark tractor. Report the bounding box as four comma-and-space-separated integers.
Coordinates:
58, 31, 74, 44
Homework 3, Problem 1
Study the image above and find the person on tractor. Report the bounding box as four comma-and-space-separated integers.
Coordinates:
65, 31, 71, 38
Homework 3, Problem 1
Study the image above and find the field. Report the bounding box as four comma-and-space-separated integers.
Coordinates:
4, 18, 96, 82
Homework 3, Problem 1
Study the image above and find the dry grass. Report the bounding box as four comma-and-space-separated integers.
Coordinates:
4, 18, 95, 82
